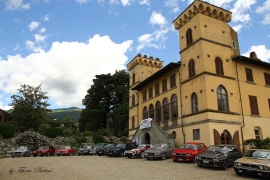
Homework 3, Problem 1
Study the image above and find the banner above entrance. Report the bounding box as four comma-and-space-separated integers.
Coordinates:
140, 118, 152, 129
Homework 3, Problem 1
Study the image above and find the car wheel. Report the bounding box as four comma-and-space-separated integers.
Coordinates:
140, 152, 145, 158
12, 155, 14, 158
108, 155, 112, 157
235, 171, 242, 176
127, 155, 132, 158
173, 160, 177, 162
161, 153, 166, 160
33, 155, 36, 157
146, 157, 151, 160
68, 153, 71, 156
221, 161, 228, 170
78, 154, 81, 156
73, 153, 75, 156
57, 154, 59, 156
41, 155, 43, 157
197, 163, 203, 167
98, 154, 102, 156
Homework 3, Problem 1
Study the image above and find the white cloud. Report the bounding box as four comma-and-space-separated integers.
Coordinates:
232, 24, 242, 32
139, 0, 150, 5
13, 43, 20, 51
109, 0, 119, 5
149, 12, 167, 27
76, 0, 90, 4
43, 14, 49, 21
165, 0, 179, 13
242, 45, 270, 63
39, 28, 46, 33
34, 34, 47, 42
256, 0, 270, 25
121, 0, 131, 6
0, 35, 133, 108
28, 21, 40, 31
5, 0, 30, 10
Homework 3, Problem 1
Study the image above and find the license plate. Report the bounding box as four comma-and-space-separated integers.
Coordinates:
178, 158, 183, 161
203, 160, 209, 163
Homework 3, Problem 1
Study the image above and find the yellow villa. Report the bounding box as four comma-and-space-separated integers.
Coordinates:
127, 0, 270, 152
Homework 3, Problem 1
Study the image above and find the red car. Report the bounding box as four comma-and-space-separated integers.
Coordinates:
32, 146, 55, 157
57, 146, 76, 156
172, 142, 207, 162
124, 144, 153, 158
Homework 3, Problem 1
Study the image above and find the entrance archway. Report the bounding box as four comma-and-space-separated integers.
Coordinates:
144, 132, 150, 144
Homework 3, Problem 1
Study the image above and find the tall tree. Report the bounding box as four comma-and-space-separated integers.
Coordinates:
82, 70, 129, 134
9, 84, 51, 130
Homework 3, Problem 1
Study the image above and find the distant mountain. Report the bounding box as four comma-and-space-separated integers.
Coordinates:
46, 107, 82, 123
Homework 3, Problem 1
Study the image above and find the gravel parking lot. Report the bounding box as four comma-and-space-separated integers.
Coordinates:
0, 155, 266, 180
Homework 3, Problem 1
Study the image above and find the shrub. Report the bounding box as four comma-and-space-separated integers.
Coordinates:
96, 128, 114, 136
45, 127, 63, 138
244, 138, 270, 149
93, 134, 106, 144
82, 131, 93, 137
0, 123, 16, 138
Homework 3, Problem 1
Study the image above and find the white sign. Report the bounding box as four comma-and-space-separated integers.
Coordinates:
140, 118, 152, 129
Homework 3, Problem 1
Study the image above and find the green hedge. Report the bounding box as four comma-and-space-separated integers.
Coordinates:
45, 127, 63, 138
244, 138, 270, 149
0, 123, 16, 138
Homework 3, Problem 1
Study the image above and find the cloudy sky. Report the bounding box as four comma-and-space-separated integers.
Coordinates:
0, 0, 270, 110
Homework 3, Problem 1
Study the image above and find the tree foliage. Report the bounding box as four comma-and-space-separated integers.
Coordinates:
80, 70, 129, 136
0, 123, 16, 138
9, 84, 51, 130
244, 138, 270, 149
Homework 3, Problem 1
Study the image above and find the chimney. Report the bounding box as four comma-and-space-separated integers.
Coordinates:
250, 51, 260, 60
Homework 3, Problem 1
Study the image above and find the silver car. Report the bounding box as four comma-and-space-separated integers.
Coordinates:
11, 146, 31, 158
145, 143, 177, 160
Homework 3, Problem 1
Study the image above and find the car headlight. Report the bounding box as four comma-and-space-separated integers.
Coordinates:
234, 162, 241, 166
259, 165, 264, 170
258, 165, 267, 170
264, 166, 268, 171
213, 158, 219, 162
145, 153, 148, 155
186, 154, 190, 156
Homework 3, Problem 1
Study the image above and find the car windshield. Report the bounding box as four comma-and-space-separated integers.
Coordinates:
96, 144, 105, 148
18, 146, 26, 150
245, 150, 270, 159
106, 144, 115, 148
153, 143, 167, 149
61, 146, 71, 149
82, 145, 90, 149
38, 146, 49, 150
178, 143, 197, 150
115, 144, 126, 148
206, 145, 227, 153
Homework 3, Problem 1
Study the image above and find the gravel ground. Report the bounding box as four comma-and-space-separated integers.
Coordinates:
0, 155, 266, 180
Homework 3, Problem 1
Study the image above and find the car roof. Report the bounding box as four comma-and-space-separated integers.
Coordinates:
184, 142, 201, 144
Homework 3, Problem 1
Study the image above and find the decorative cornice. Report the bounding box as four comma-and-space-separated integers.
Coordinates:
126, 54, 164, 71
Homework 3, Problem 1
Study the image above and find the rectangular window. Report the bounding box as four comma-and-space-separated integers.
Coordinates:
143, 90, 147, 101
170, 74, 176, 88
232, 40, 237, 49
148, 87, 153, 99
268, 99, 270, 110
249, 95, 259, 115
245, 68, 254, 82
162, 79, 167, 92
264, 72, 270, 86
155, 83, 159, 96
254, 129, 260, 139
193, 129, 200, 140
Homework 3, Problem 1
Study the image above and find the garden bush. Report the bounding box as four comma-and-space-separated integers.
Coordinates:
0, 123, 16, 138
82, 131, 93, 137
45, 127, 63, 138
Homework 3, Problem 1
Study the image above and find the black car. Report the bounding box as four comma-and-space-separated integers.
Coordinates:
107, 142, 137, 157
196, 144, 242, 170
97, 144, 116, 156
78, 145, 93, 156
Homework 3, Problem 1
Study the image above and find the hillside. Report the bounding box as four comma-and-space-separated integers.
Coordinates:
46, 107, 82, 122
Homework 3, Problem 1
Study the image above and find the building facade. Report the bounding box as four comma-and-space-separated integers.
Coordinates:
127, 0, 270, 152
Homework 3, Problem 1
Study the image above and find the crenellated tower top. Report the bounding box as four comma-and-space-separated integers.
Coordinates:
126, 54, 164, 71
172, 0, 231, 30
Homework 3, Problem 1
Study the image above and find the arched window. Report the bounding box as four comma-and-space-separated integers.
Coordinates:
132, 116, 135, 129
149, 104, 154, 119
221, 130, 232, 144
156, 101, 161, 124
186, 28, 193, 46
143, 106, 148, 119
188, 59, 195, 78
215, 57, 224, 75
132, 73, 135, 84
163, 98, 170, 121
132, 94, 135, 106
171, 94, 178, 119
217, 85, 228, 111
254, 127, 262, 139
191, 92, 198, 113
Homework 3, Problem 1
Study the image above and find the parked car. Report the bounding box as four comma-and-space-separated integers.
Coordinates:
90, 143, 107, 155
125, 144, 153, 158
233, 149, 270, 178
145, 143, 177, 160
172, 142, 208, 163
11, 146, 31, 158
97, 144, 116, 156
107, 142, 137, 157
196, 144, 242, 170
77, 145, 93, 156
56, 146, 76, 156
32, 145, 55, 157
